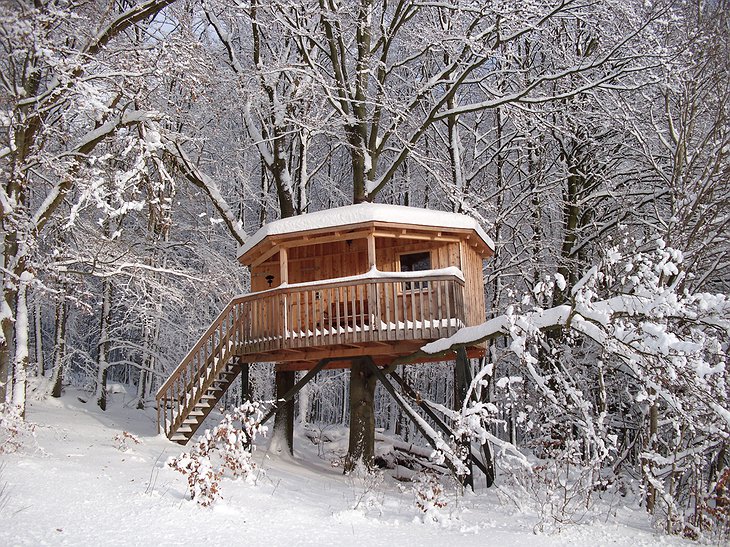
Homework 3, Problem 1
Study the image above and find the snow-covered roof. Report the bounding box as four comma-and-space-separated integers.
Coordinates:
238, 203, 494, 260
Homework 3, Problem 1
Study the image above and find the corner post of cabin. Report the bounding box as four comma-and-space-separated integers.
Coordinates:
366, 230, 377, 328
367, 230, 376, 269
279, 246, 289, 341
279, 246, 289, 283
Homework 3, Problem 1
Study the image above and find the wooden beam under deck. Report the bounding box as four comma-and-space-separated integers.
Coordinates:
269, 345, 485, 372
239, 339, 427, 367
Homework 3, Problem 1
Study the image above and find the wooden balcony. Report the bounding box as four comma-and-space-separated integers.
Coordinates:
156, 269, 468, 439
239, 268, 466, 363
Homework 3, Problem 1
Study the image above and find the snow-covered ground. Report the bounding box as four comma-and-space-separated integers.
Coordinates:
0, 393, 688, 546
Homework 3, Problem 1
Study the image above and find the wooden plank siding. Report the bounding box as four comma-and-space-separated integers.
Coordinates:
460, 241, 487, 327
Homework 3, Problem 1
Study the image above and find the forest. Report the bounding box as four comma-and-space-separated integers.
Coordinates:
1, 0, 728, 539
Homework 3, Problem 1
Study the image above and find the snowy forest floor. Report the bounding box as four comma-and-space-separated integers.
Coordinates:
0, 391, 692, 546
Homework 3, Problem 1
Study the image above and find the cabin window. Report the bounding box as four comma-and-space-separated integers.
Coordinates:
399, 251, 432, 290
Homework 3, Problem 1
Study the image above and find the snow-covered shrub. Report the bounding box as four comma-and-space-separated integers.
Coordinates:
507, 440, 616, 534
168, 452, 222, 507
696, 467, 730, 542
168, 402, 267, 506
413, 472, 449, 524
113, 431, 141, 452
430, 241, 729, 537
0, 404, 37, 454
347, 460, 384, 515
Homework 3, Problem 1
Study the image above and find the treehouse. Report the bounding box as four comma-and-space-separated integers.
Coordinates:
157, 203, 494, 443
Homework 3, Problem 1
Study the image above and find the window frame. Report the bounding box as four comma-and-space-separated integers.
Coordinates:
397, 250, 433, 292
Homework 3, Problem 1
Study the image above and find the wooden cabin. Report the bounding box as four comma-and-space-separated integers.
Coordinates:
239, 203, 493, 369
157, 203, 494, 442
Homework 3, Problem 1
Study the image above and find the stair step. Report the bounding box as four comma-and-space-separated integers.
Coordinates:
200, 394, 217, 400
170, 434, 189, 443
195, 402, 211, 409
215, 376, 234, 383
177, 425, 193, 433
183, 417, 201, 425
189, 410, 205, 416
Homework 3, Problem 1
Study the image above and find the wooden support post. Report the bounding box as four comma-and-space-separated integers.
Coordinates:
367, 231, 376, 269
279, 247, 288, 283
474, 356, 496, 488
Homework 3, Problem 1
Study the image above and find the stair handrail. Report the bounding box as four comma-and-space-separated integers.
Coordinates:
156, 297, 245, 399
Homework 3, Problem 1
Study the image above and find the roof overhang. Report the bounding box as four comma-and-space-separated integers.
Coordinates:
238, 203, 495, 266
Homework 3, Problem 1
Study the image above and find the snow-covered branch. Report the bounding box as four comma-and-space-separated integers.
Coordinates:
163, 138, 248, 246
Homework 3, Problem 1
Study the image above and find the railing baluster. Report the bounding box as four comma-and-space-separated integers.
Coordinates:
281, 292, 288, 347
239, 302, 244, 350
266, 294, 272, 347
334, 287, 341, 343
408, 281, 418, 338
364, 282, 373, 342
302, 289, 307, 344
402, 282, 410, 340
327, 288, 334, 345
383, 282, 391, 340
445, 280, 453, 335
427, 283, 435, 339
418, 283, 425, 338
315, 289, 320, 341
357, 284, 365, 343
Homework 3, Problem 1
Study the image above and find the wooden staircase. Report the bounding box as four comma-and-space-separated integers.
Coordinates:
156, 300, 246, 443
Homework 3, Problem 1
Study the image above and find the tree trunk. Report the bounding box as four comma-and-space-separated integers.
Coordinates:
298, 373, 310, 425
646, 390, 658, 513
34, 299, 43, 376
240, 362, 251, 404
95, 275, 113, 410
11, 273, 31, 416
345, 358, 377, 472
136, 368, 148, 410
446, 92, 464, 214
0, 277, 17, 404
0, 313, 14, 404
269, 369, 295, 457
454, 348, 473, 489
50, 296, 68, 398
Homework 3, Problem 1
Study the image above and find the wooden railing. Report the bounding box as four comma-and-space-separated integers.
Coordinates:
156, 270, 465, 436
156, 298, 245, 437
269, 271, 466, 350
